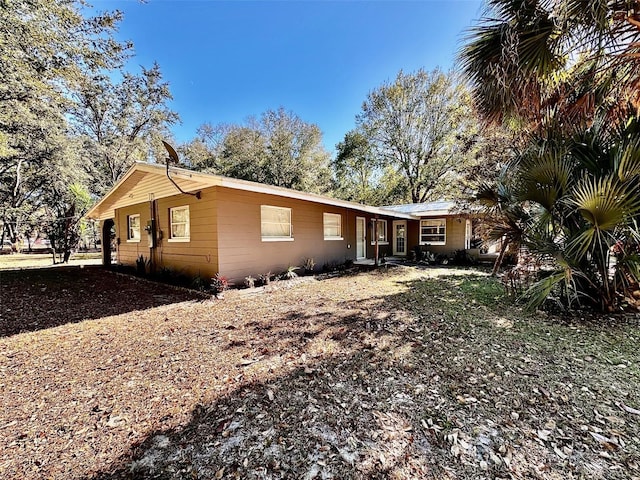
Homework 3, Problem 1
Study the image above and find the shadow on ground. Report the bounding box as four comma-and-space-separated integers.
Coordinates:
0, 266, 204, 337
81, 271, 637, 480
86, 275, 466, 480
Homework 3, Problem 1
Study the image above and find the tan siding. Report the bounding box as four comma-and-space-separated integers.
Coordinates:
215, 187, 356, 283
112, 183, 423, 285
417, 216, 467, 255
114, 187, 219, 279
445, 217, 467, 250
407, 220, 420, 255
154, 188, 218, 279
98, 171, 210, 220
115, 203, 151, 266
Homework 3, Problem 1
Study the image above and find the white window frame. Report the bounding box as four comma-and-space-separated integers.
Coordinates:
370, 219, 388, 245
261, 205, 293, 242
420, 218, 446, 245
323, 213, 343, 240
127, 214, 141, 242
168, 206, 190, 242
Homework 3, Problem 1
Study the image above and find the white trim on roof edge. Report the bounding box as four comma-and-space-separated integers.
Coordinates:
86, 162, 418, 221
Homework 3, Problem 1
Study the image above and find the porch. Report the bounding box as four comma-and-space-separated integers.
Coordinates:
353, 256, 405, 266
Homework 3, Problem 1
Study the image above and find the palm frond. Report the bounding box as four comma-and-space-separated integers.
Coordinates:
521, 269, 569, 311
518, 148, 573, 211
570, 174, 640, 230
615, 119, 640, 180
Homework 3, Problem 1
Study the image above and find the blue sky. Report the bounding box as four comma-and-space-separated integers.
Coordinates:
90, 0, 484, 154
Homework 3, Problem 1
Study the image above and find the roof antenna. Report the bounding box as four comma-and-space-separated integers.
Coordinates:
162, 141, 201, 199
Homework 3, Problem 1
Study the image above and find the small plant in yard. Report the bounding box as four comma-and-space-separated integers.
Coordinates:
259, 271, 272, 286
191, 275, 209, 292
244, 275, 256, 288
452, 249, 476, 266
302, 257, 315, 274
136, 255, 149, 275
282, 265, 299, 280
211, 273, 230, 295
421, 250, 436, 265
158, 266, 173, 279
322, 262, 337, 273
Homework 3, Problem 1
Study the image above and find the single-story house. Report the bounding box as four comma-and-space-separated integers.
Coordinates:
382, 201, 474, 255
86, 162, 477, 283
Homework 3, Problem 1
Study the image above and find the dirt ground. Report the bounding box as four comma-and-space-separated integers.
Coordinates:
0, 265, 639, 480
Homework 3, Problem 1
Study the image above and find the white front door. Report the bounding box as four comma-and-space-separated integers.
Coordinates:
465, 219, 472, 249
356, 217, 366, 259
393, 220, 407, 256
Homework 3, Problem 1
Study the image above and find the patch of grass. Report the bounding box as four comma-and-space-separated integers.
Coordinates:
456, 276, 507, 306
0, 252, 101, 270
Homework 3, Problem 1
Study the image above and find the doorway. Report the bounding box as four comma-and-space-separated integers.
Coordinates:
465, 219, 472, 249
393, 220, 407, 256
101, 219, 115, 266
356, 217, 366, 259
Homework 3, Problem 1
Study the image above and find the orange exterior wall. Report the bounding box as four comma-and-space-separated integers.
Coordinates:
411, 216, 467, 255
114, 187, 219, 279
215, 186, 376, 282
112, 186, 404, 284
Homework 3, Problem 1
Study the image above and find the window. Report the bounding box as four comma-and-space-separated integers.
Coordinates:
371, 219, 388, 244
420, 219, 446, 245
127, 214, 140, 242
323, 213, 343, 240
169, 206, 190, 242
261, 205, 293, 241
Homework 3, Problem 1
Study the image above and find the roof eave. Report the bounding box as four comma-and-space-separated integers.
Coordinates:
85, 162, 419, 221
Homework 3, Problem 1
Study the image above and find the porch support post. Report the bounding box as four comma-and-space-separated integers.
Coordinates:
374, 217, 379, 267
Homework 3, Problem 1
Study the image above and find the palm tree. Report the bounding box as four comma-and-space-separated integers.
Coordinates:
482, 113, 640, 311
460, 1, 640, 311
460, 0, 640, 129
474, 167, 530, 276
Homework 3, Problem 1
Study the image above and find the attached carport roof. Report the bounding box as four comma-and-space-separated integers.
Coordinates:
381, 201, 462, 217
86, 162, 418, 221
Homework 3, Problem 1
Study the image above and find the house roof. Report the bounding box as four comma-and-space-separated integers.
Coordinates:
380, 201, 459, 217
86, 162, 418, 221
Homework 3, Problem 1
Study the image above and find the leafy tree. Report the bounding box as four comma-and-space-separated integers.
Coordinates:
356, 69, 478, 203
332, 130, 406, 205
519, 117, 640, 311
0, 0, 127, 242
44, 183, 92, 263
333, 130, 381, 204
219, 125, 269, 183
474, 165, 531, 276
186, 108, 332, 194
460, 123, 526, 275
70, 63, 179, 196
179, 123, 231, 172
261, 108, 329, 190
460, 123, 520, 198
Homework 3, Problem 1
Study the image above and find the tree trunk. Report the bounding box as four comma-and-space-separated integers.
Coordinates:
492, 239, 509, 277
